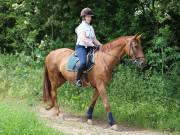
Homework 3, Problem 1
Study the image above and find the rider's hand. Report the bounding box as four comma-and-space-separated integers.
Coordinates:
95, 45, 101, 50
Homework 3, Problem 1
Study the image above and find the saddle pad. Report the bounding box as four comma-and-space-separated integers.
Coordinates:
66, 52, 94, 72
66, 54, 79, 72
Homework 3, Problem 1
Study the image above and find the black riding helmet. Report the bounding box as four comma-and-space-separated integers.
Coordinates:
80, 7, 94, 17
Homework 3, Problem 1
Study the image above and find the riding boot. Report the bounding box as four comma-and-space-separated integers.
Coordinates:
75, 69, 83, 87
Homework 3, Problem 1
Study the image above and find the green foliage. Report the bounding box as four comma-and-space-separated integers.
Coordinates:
0, 0, 179, 72
0, 101, 65, 135
147, 25, 179, 74
0, 54, 179, 132
166, 61, 180, 105
0, 53, 42, 98
0, 0, 180, 133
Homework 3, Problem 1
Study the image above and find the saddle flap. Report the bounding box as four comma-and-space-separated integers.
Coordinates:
66, 50, 95, 72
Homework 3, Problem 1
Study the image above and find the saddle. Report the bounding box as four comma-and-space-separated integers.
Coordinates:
66, 49, 95, 72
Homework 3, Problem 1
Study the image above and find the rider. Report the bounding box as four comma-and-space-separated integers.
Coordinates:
75, 7, 102, 87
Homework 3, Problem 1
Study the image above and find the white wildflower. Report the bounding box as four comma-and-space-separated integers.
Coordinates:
41, 40, 45, 45
24, 20, 29, 25
12, 3, 19, 9
34, 7, 39, 14
135, 10, 143, 16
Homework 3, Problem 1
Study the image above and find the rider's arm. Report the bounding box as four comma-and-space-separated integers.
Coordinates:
79, 31, 95, 47
93, 36, 103, 46
91, 27, 102, 46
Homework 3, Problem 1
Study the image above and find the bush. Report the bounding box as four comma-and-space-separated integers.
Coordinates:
0, 54, 179, 132
1, 0, 179, 74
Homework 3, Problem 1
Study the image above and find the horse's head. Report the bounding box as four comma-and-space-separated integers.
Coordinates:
124, 34, 146, 69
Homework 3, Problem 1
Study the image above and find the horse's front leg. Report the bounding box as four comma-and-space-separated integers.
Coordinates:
86, 89, 99, 124
96, 81, 118, 130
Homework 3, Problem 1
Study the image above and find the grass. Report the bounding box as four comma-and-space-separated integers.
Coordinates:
0, 53, 179, 133
57, 83, 180, 132
0, 99, 65, 135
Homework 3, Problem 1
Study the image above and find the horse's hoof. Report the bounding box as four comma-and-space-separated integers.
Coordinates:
51, 107, 61, 117
45, 105, 53, 110
111, 124, 118, 131
56, 110, 61, 116
57, 114, 64, 124
87, 119, 93, 125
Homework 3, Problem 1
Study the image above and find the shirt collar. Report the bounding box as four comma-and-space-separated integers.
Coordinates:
82, 21, 90, 26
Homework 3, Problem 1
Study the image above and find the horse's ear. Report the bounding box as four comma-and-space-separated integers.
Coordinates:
132, 33, 138, 39
137, 34, 142, 39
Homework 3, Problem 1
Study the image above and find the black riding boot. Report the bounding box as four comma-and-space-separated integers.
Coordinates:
75, 69, 83, 87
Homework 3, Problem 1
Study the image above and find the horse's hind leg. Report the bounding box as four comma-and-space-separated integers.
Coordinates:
48, 70, 65, 116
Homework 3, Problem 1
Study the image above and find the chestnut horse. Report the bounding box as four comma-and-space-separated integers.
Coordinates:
43, 34, 145, 130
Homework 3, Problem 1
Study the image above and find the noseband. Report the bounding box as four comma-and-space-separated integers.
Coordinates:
128, 43, 144, 65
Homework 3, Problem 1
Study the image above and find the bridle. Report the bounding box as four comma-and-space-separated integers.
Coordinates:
96, 41, 145, 72
99, 42, 144, 63
128, 42, 144, 65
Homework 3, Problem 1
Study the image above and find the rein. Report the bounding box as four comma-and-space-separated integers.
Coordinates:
99, 41, 144, 63
101, 50, 120, 60
99, 43, 121, 60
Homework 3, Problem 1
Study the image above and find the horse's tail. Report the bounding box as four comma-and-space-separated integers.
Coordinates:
43, 65, 51, 102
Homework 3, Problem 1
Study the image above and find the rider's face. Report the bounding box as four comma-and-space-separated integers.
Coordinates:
85, 15, 92, 24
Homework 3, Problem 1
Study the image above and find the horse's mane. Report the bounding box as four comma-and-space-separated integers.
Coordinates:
101, 36, 130, 52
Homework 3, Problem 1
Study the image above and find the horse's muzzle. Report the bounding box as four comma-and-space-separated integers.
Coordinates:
133, 58, 147, 69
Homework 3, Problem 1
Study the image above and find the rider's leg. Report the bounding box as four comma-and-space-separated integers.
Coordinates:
75, 45, 87, 86
89, 46, 94, 54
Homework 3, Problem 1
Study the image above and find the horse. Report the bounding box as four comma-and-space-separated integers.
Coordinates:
43, 34, 146, 130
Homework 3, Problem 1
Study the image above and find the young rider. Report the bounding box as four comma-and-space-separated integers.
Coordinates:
75, 7, 102, 87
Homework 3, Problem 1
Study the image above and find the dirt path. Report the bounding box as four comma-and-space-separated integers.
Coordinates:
34, 106, 170, 135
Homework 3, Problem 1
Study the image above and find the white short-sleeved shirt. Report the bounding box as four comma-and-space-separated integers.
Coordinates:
75, 21, 95, 47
